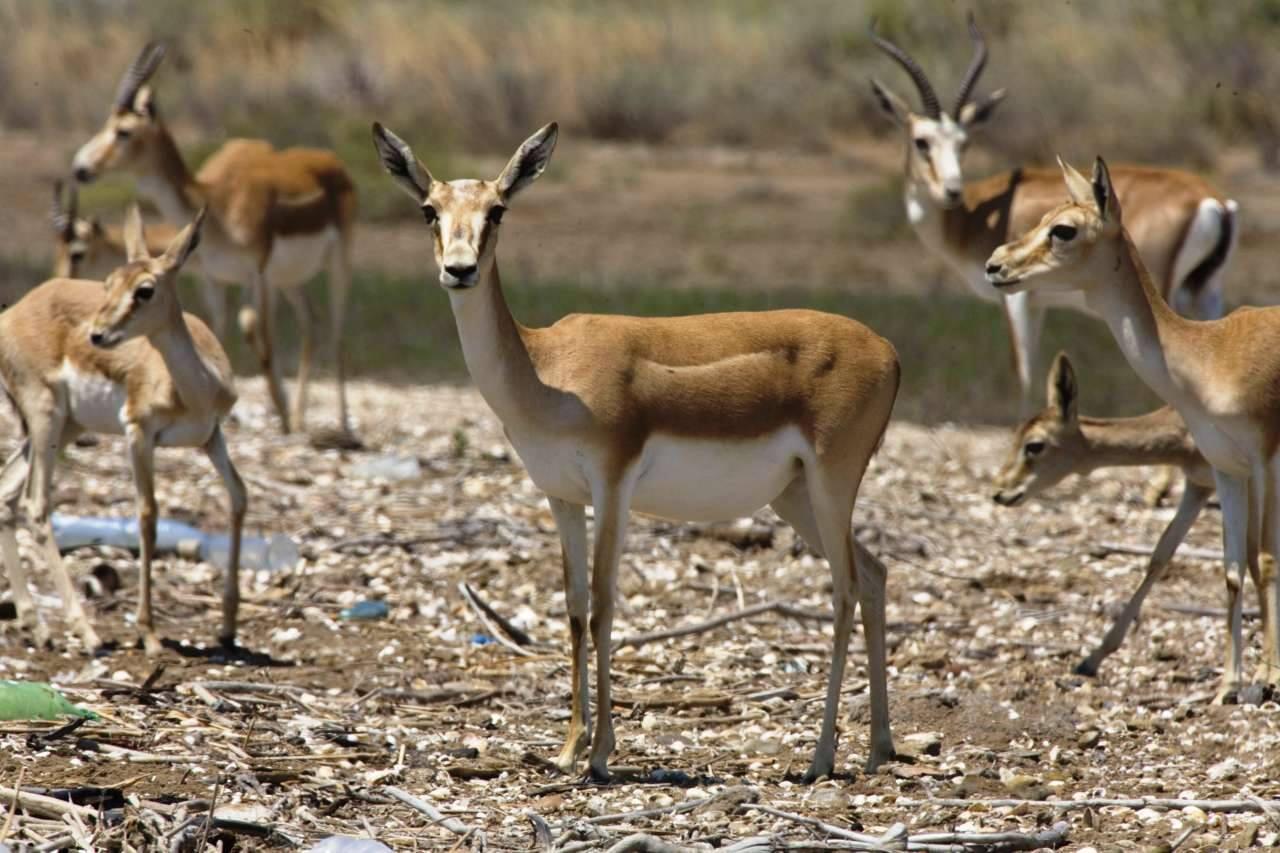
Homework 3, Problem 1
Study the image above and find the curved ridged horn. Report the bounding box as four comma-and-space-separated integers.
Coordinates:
953, 13, 988, 115
114, 41, 167, 111
869, 18, 940, 119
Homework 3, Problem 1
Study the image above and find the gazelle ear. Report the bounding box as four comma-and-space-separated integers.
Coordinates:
122, 204, 149, 262
371, 122, 433, 204
496, 122, 558, 200
159, 207, 205, 272
870, 78, 912, 126
958, 88, 1006, 128
1091, 156, 1121, 224
1057, 155, 1094, 208
1046, 351, 1078, 423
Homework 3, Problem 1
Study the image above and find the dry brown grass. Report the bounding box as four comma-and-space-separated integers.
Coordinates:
3, 1, 1277, 167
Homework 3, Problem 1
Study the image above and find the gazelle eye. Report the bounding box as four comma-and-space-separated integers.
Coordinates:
1050, 224, 1078, 242
487, 206, 506, 225
115, 128, 132, 140
914, 138, 929, 153
421, 205, 438, 225
1024, 440, 1046, 458
135, 285, 154, 302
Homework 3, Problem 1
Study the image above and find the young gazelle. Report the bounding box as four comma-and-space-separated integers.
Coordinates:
51, 180, 177, 280
993, 352, 1221, 677
372, 122, 900, 781
71, 42, 357, 439
870, 16, 1237, 412
986, 157, 1280, 699
0, 206, 246, 655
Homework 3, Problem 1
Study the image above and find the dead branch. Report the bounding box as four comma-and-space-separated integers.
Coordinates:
460, 581, 538, 646
458, 580, 537, 657
383, 785, 483, 847
614, 601, 832, 650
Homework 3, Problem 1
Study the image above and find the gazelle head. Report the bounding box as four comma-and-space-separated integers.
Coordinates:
985, 156, 1123, 295
869, 14, 1007, 209
371, 121, 558, 289
88, 204, 204, 348
51, 180, 103, 278
72, 42, 167, 184
993, 352, 1084, 507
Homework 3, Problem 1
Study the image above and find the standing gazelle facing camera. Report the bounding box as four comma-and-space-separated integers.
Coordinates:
372, 121, 901, 781
0, 205, 246, 656
987, 157, 1280, 700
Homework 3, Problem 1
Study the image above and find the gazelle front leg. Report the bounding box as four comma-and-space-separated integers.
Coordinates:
281, 286, 316, 434
1076, 483, 1211, 676
0, 442, 47, 647
328, 240, 353, 436
204, 425, 247, 648
239, 268, 292, 434
547, 497, 591, 772
126, 423, 162, 656
24, 408, 101, 651
1002, 290, 1046, 417
586, 481, 633, 782
1212, 470, 1251, 703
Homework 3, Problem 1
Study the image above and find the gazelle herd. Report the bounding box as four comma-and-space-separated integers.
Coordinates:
2, 17, 1276, 781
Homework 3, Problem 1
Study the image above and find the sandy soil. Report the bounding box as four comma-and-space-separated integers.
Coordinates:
0, 379, 1277, 850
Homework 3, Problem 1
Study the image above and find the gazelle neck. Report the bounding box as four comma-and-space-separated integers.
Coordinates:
447, 263, 562, 429
1084, 231, 1191, 407
1077, 409, 1195, 471
147, 305, 226, 416
136, 124, 205, 225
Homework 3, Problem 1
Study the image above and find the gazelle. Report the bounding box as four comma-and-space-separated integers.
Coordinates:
372, 121, 900, 781
993, 351, 1225, 677
71, 42, 357, 440
51, 180, 177, 280
869, 16, 1238, 413
986, 156, 1280, 700
0, 206, 246, 656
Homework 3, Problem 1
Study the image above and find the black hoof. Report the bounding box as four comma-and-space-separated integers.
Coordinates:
1074, 659, 1098, 677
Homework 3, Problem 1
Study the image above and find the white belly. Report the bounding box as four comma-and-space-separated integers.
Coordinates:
61, 362, 126, 435
265, 228, 336, 288
630, 428, 807, 522
507, 431, 593, 505
1182, 413, 1254, 477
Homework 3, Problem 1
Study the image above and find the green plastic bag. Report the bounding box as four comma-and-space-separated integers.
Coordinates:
0, 680, 99, 721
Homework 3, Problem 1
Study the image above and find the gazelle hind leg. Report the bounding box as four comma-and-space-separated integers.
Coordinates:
1077, 483, 1210, 676
0, 442, 45, 646
794, 469, 892, 780
547, 497, 591, 773
1212, 470, 1251, 704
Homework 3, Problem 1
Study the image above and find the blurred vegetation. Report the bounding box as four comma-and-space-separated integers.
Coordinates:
4, 0, 1278, 168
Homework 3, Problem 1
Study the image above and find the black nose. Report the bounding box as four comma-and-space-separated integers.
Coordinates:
445, 264, 477, 280
73, 167, 93, 183
986, 263, 1002, 276
945, 188, 962, 203
89, 331, 105, 347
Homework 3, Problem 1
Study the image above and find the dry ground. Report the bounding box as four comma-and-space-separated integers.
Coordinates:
1, 378, 1278, 850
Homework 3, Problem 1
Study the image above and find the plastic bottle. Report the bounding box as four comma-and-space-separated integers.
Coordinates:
307, 837, 393, 853
51, 514, 299, 573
